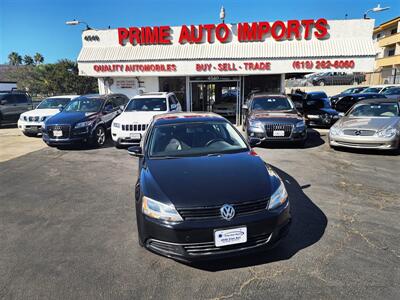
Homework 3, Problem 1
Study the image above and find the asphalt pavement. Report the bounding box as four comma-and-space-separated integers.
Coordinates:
0, 129, 399, 299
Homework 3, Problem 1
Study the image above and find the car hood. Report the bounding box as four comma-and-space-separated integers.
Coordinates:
142, 152, 278, 208
113, 111, 165, 124
21, 109, 59, 117
250, 110, 302, 123
46, 111, 97, 125
336, 116, 399, 130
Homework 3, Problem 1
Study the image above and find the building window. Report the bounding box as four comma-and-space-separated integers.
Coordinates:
388, 49, 395, 57
376, 33, 381, 39
159, 77, 187, 110
390, 28, 397, 35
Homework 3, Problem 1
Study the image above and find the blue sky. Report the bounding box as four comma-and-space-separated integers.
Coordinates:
0, 0, 398, 63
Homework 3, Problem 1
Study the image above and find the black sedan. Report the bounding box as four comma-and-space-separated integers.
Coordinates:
128, 112, 291, 262
332, 93, 384, 115
42, 94, 128, 147
243, 94, 307, 146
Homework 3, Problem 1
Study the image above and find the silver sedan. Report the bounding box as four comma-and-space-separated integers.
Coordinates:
329, 99, 400, 150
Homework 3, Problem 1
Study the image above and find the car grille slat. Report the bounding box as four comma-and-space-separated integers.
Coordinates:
264, 123, 293, 138
121, 124, 148, 131
177, 199, 269, 220
47, 125, 71, 139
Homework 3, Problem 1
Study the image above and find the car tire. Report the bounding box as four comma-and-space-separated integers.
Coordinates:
92, 125, 106, 148
114, 140, 123, 149
318, 80, 326, 86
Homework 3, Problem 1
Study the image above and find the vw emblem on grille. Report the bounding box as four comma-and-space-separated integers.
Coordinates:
220, 204, 235, 221
354, 130, 361, 136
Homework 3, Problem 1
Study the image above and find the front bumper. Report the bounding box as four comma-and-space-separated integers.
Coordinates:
111, 128, 144, 145
18, 120, 44, 134
42, 128, 92, 145
138, 201, 291, 262
329, 134, 399, 150
247, 127, 307, 142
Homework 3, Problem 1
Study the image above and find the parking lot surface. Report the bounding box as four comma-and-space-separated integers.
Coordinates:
0, 129, 399, 299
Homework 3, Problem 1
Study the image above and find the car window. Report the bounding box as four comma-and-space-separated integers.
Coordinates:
383, 88, 400, 95
112, 96, 128, 108
64, 98, 104, 112
362, 88, 380, 93
336, 97, 355, 112
125, 98, 167, 112
0, 94, 13, 104
148, 121, 248, 157
14, 94, 28, 104
37, 97, 71, 109
251, 97, 292, 111
349, 103, 400, 117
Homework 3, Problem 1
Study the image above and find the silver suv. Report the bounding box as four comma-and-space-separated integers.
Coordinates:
0, 92, 32, 126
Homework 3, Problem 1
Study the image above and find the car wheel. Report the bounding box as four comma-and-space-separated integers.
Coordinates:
93, 126, 106, 147
318, 80, 325, 86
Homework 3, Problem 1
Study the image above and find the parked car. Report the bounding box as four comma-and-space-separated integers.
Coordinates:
361, 85, 394, 94
127, 112, 291, 262
0, 91, 32, 126
329, 99, 400, 151
111, 92, 182, 148
332, 93, 384, 115
381, 87, 400, 100
311, 72, 365, 86
243, 94, 307, 146
18, 95, 79, 137
290, 91, 340, 127
212, 90, 237, 117
330, 86, 368, 104
42, 94, 129, 148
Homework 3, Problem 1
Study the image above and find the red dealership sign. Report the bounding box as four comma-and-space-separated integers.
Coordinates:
117, 19, 329, 46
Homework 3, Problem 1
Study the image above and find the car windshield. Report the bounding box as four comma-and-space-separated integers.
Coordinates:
37, 97, 71, 109
125, 98, 167, 112
148, 121, 248, 158
383, 88, 400, 95
306, 98, 332, 109
348, 103, 399, 117
251, 97, 292, 111
342, 87, 364, 94
64, 98, 103, 112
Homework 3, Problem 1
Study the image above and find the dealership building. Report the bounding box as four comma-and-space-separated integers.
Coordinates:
77, 18, 376, 124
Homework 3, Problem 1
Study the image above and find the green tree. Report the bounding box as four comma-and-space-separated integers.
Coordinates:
8, 52, 22, 65
23, 55, 34, 65
33, 53, 44, 65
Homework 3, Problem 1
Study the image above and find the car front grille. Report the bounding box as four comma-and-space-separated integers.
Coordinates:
47, 125, 71, 138
343, 129, 376, 136
177, 199, 269, 220
121, 124, 148, 131
264, 123, 293, 138
27, 116, 40, 122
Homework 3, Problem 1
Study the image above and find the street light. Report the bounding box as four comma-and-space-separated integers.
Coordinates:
364, 4, 390, 19
65, 19, 92, 30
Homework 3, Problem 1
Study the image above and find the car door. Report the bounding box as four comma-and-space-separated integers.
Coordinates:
102, 97, 121, 128
14, 94, 31, 116
0, 94, 19, 122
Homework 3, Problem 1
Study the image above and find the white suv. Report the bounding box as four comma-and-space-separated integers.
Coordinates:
18, 95, 79, 137
111, 92, 182, 147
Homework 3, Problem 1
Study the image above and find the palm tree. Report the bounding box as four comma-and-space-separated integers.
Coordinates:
8, 52, 22, 65
33, 53, 44, 65
23, 55, 34, 65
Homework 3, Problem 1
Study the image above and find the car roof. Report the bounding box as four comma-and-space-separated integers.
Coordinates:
307, 91, 327, 95
47, 95, 79, 99
81, 93, 124, 99
153, 112, 226, 125
133, 92, 170, 99
252, 93, 286, 98
348, 93, 382, 97
357, 98, 399, 104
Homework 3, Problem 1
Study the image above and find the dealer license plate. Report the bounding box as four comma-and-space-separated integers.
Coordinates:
130, 133, 141, 139
53, 130, 63, 137
214, 227, 247, 247
273, 130, 285, 137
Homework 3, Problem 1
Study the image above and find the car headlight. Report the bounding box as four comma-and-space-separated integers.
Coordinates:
376, 127, 397, 138
142, 196, 183, 222
268, 181, 288, 210
307, 114, 320, 120
249, 120, 263, 128
295, 120, 306, 130
40, 116, 47, 122
19, 115, 25, 121
74, 120, 95, 129
330, 126, 343, 136
113, 122, 120, 128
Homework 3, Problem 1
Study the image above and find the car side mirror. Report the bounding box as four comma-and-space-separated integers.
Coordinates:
58, 106, 64, 111
171, 104, 177, 110
249, 137, 262, 147
128, 146, 143, 157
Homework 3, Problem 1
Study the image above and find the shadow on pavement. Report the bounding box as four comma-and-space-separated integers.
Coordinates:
331, 146, 400, 156
259, 128, 325, 149
190, 166, 327, 272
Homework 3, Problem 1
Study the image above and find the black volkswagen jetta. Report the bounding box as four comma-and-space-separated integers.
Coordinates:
128, 112, 291, 262
43, 94, 128, 147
